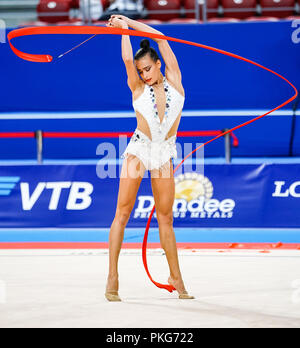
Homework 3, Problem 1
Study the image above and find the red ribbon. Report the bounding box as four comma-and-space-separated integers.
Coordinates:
7, 26, 298, 293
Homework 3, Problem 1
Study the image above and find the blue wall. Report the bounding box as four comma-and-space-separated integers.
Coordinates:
1, 21, 299, 112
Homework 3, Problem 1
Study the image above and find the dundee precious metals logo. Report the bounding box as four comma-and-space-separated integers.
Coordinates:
133, 172, 236, 219
175, 172, 213, 202
0, 177, 21, 196
173, 172, 235, 219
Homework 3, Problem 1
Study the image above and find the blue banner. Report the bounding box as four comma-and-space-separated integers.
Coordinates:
0, 163, 299, 228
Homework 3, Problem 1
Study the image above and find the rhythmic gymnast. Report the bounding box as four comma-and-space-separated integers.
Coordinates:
105, 14, 194, 301
7, 15, 297, 304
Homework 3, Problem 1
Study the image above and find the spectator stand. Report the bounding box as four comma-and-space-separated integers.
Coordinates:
15, 0, 300, 27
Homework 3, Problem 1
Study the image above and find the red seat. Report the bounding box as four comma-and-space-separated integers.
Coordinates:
37, 0, 72, 23
137, 19, 164, 24
144, 0, 181, 21
70, 0, 80, 8
168, 18, 203, 23
101, 0, 109, 10
56, 19, 84, 25
285, 15, 300, 20
208, 16, 240, 21
70, 0, 109, 10
184, 0, 219, 19
245, 15, 279, 21
92, 18, 105, 24
260, 0, 295, 18
18, 20, 49, 28
221, 0, 257, 19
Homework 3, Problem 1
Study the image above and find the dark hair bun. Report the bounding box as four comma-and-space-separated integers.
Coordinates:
134, 39, 159, 62
140, 39, 150, 50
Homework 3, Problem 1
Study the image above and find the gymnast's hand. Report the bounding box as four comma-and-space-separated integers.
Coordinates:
109, 14, 131, 26
107, 15, 129, 29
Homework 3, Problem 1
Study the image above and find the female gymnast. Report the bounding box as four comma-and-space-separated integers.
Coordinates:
105, 14, 194, 301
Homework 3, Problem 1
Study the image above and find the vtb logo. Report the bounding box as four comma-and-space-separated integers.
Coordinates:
20, 182, 94, 210
0, 178, 93, 210
0, 177, 21, 196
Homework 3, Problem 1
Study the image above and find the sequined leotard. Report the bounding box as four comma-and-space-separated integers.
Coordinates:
121, 76, 185, 170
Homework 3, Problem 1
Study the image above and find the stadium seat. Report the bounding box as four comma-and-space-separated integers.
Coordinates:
56, 19, 84, 25
245, 15, 279, 21
260, 0, 295, 18
184, 0, 219, 19
37, 0, 72, 23
144, 0, 182, 21
101, 0, 109, 9
167, 18, 203, 23
18, 21, 49, 28
285, 15, 300, 20
137, 19, 164, 24
208, 16, 240, 21
92, 20, 109, 25
71, 0, 80, 8
71, 0, 109, 10
221, 0, 257, 19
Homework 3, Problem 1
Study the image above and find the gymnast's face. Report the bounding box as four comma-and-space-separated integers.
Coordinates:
135, 54, 162, 86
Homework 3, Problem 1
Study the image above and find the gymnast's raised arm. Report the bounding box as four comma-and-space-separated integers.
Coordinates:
107, 16, 142, 93
109, 15, 182, 86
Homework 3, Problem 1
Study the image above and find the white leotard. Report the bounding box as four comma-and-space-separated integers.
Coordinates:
121, 76, 185, 170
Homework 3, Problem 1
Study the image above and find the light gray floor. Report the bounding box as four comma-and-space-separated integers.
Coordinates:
0, 249, 300, 328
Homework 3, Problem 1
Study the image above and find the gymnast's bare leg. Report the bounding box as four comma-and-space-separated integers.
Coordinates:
150, 159, 194, 299
105, 154, 146, 300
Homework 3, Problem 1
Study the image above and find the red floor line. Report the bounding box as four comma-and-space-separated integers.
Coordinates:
0, 242, 299, 250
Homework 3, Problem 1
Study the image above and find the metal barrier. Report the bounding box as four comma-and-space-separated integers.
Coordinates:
0, 129, 239, 164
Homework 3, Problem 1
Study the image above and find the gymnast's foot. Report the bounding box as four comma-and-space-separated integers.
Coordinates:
105, 274, 121, 302
168, 276, 195, 299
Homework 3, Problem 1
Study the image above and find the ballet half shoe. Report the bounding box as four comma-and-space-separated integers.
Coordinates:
105, 290, 121, 302
167, 278, 195, 299
178, 291, 195, 300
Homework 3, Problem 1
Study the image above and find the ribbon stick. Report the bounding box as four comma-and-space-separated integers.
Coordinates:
7, 26, 298, 293
58, 33, 97, 59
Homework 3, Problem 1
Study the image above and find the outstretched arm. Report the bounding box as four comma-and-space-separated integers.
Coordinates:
109, 15, 182, 83
107, 16, 141, 92
110, 15, 164, 43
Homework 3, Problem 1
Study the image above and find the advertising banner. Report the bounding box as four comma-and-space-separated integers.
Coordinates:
0, 163, 299, 228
